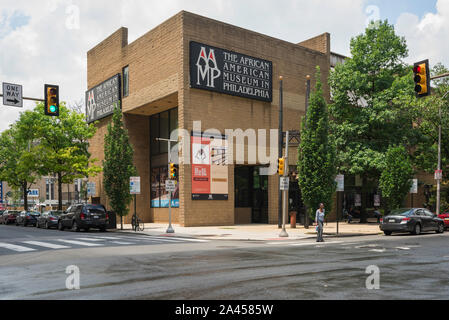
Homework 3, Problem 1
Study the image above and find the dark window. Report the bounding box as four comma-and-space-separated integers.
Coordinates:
123, 66, 129, 97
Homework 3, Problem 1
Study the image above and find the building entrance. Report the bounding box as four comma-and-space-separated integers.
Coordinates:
234, 166, 268, 224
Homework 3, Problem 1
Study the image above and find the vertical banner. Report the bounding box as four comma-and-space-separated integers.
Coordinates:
191, 132, 229, 200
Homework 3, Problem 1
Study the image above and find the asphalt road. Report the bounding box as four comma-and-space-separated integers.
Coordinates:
1, 223, 449, 300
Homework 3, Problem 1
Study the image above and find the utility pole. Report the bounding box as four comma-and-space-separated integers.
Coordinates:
156, 137, 178, 234
303, 75, 311, 229
278, 76, 283, 228
279, 131, 290, 238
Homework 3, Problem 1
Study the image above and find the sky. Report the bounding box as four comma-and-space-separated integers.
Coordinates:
0, 0, 446, 132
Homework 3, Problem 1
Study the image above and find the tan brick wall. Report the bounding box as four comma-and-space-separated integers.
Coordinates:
87, 10, 331, 226
179, 12, 330, 226
298, 33, 331, 55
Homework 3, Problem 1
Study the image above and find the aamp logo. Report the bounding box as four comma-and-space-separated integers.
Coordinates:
86, 91, 96, 121
196, 46, 221, 88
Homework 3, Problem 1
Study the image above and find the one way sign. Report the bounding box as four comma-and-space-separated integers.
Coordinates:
2, 82, 23, 108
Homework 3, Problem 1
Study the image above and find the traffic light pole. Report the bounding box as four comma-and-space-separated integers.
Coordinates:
278, 76, 283, 229
0, 94, 44, 102
279, 131, 289, 238
155, 137, 178, 234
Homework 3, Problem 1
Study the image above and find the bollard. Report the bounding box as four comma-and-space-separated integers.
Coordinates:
290, 211, 297, 228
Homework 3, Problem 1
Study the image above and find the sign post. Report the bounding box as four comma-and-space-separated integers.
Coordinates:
279, 131, 289, 238
335, 175, 344, 235
156, 137, 178, 234
130, 177, 141, 231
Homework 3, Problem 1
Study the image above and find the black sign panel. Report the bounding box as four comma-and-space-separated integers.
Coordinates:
190, 41, 273, 102
85, 74, 121, 123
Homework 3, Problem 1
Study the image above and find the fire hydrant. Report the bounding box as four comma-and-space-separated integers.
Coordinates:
290, 211, 297, 228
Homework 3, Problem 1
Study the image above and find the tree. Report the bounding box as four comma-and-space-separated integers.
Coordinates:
28, 103, 101, 210
298, 66, 337, 220
329, 20, 417, 221
103, 106, 137, 230
379, 145, 414, 211
0, 121, 44, 210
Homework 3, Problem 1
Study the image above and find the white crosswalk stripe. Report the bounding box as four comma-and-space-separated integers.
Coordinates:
111, 241, 135, 245
57, 239, 103, 247
0, 242, 36, 252
88, 236, 123, 240
75, 238, 105, 242
145, 236, 209, 243
22, 241, 70, 249
289, 241, 344, 247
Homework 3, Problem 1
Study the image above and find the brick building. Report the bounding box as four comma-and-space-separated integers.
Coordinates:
88, 10, 431, 227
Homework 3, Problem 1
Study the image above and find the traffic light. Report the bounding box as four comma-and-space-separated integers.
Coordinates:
169, 163, 177, 180
278, 158, 285, 176
413, 60, 430, 98
45, 84, 59, 116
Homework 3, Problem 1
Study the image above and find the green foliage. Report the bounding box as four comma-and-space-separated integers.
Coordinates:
329, 20, 416, 179
298, 66, 337, 216
103, 106, 137, 224
379, 145, 414, 210
0, 114, 45, 209
0, 103, 101, 210
31, 103, 101, 209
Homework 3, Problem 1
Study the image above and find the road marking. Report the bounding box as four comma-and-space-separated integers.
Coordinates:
395, 247, 411, 250
148, 236, 209, 243
266, 241, 305, 245
22, 241, 70, 249
88, 236, 123, 240
369, 249, 386, 253
75, 238, 105, 242
57, 239, 103, 247
290, 241, 344, 247
111, 241, 134, 245
0, 242, 36, 252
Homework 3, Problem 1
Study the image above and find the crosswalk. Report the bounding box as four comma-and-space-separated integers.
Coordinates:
264, 239, 419, 253
0, 234, 209, 255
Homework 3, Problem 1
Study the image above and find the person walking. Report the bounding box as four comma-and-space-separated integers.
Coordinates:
315, 203, 325, 242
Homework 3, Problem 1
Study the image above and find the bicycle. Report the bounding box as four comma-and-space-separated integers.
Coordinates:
131, 215, 144, 232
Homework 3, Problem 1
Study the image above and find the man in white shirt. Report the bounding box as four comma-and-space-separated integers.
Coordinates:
315, 203, 325, 242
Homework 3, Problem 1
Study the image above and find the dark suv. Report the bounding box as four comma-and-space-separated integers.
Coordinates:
58, 204, 109, 232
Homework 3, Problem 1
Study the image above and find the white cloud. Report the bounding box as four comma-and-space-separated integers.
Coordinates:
395, 0, 449, 67
1, 0, 445, 134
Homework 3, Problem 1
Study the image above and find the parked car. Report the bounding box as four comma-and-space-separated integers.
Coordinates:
1, 210, 20, 225
380, 208, 445, 236
438, 211, 449, 229
16, 211, 41, 227
36, 210, 64, 229
58, 204, 109, 232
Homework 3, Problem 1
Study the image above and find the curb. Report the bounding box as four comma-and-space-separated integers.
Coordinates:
114, 229, 383, 241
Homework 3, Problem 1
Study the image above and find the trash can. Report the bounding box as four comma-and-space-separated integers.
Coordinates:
290, 211, 297, 228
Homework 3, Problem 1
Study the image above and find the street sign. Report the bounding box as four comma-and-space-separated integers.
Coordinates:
2, 82, 23, 107
280, 177, 289, 191
355, 194, 362, 207
410, 179, 418, 194
27, 189, 39, 198
374, 195, 381, 207
435, 170, 443, 180
335, 174, 344, 192
130, 177, 141, 194
166, 180, 176, 192
87, 182, 96, 196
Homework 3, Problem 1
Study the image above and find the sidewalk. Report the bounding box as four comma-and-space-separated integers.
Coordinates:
114, 221, 383, 241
